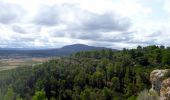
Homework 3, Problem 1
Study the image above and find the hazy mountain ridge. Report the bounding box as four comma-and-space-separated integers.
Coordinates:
0, 44, 115, 59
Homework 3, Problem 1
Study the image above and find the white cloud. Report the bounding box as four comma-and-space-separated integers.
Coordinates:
163, 0, 170, 13
0, 0, 169, 49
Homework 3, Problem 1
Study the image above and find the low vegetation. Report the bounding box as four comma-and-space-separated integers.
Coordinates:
0, 58, 49, 71
138, 89, 159, 100
0, 45, 170, 100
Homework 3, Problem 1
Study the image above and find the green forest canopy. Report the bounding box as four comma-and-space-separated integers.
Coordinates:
0, 45, 170, 100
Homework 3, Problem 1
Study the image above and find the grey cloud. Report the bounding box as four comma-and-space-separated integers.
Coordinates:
0, 40, 33, 48
127, 38, 158, 45
33, 4, 132, 45
76, 32, 101, 40
0, 3, 134, 48
10, 34, 35, 43
51, 28, 134, 43
12, 25, 27, 33
75, 31, 132, 42
79, 12, 131, 32
48, 10, 131, 43
1, 34, 49, 48
33, 4, 81, 26
33, 4, 131, 31
126, 30, 165, 46
0, 2, 25, 24
66, 9, 131, 33
148, 31, 162, 37
33, 5, 60, 26
11, 24, 41, 34
15, 37, 36, 42
50, 29, 67, 37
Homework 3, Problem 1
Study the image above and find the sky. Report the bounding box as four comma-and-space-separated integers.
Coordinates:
0, 0, 170, 49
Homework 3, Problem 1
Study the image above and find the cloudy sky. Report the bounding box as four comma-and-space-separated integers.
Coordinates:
0, 0, 170, 49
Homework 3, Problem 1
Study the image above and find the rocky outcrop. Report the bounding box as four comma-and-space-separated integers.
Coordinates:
150, 69, 170, 100
160, 78, 170, 100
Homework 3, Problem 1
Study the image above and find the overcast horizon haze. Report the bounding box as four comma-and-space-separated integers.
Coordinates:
0, 0, 170, 49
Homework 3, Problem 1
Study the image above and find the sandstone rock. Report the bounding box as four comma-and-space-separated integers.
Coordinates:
160, 78, 170, 100
150, 69, 169, 94
150, 69, 170, 100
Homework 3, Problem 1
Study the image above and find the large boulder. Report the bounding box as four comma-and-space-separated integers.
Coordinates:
150, 69, 169, 94
150, 69, 170, 100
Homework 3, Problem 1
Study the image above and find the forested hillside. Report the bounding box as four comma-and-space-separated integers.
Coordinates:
0, 45, 170, 100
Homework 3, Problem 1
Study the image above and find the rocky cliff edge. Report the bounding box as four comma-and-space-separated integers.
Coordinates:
150, 69, 170, 100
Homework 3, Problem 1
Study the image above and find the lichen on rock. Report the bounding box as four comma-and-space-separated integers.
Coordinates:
150, 69, 170, 100
150, 69, 169, 93
160, 78, 170, 100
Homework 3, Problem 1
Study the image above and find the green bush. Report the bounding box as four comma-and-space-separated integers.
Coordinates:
32, 90, 47, 100
138, 89, 159, 100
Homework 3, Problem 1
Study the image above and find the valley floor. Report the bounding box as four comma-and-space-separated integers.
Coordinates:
0, 57, 50, 71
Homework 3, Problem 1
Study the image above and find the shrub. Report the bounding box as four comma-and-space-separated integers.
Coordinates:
138, 89, 159, 100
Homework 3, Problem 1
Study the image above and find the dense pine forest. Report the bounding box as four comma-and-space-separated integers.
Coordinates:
0, 45, 170, 100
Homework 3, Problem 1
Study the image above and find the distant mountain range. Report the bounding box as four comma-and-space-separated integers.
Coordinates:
61, 44, 107, 51
0, 44, 116, 59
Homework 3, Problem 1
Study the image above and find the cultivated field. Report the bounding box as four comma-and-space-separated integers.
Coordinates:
0, 58, 50, 71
